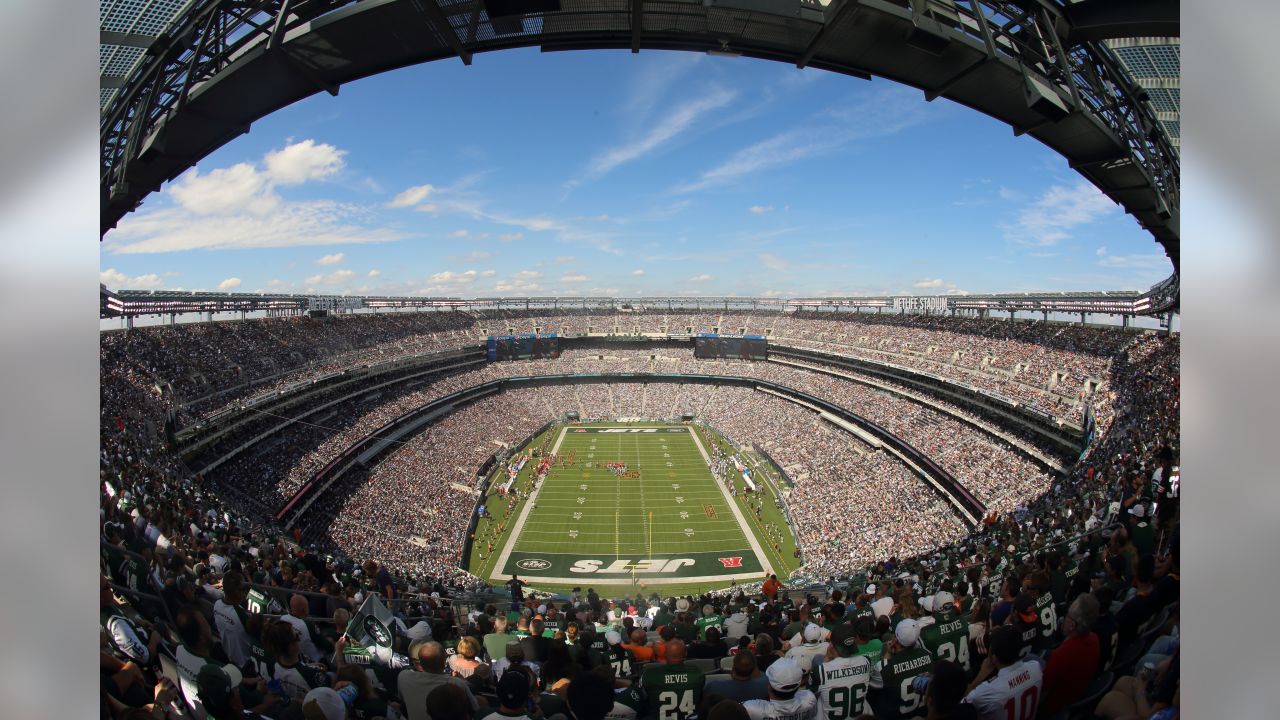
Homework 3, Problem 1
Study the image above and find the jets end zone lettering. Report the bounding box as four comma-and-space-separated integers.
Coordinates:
571, 558, 695, 574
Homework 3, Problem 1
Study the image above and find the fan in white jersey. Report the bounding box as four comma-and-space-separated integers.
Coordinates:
744, 658, 818, 720
963, 625, 1044, 720
812, 623, 872, 720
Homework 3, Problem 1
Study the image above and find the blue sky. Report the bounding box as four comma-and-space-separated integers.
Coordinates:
99, 48, 1173, 298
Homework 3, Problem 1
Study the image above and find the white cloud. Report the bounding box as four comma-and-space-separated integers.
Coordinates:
498, 232, 523, 242
303, 269, 356, 286
758, 253, 789, 271
555, 255, 577, 264
106, 200, 408, 253
427, 270, 478, 285
584, 87, 737, 179
1003, 180, 1118, 246
314, 252, 345, 265
387, 184, 434, 208
169, 163, 278, 216
457, 250, 493, 262
677, 87, 934, 193
514, 270, 543, 280
367, 269, 381, 277
1095, 246, 1169, 270
689, 273, 713, 282
494, 279, 541, 293
631, 269, 645, 276
217, 277, 242, 291
560, 272, 589, 284
480, 269, 497, 277
100, 268, 164, 289
912, 278, 945, 288
749, 205, 774, 214
263, 139, 345, 185
450, 229, 469, 238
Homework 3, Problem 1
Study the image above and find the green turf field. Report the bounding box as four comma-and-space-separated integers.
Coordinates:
468, 422, 797, 594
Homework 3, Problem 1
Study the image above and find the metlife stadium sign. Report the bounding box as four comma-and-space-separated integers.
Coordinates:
893, 296, 949, 312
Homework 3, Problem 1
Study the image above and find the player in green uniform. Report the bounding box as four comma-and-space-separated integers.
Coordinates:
876, 619, 933, 720
919, 591, 971, 674
694, 604, 724, 641
639, 640, 704, 720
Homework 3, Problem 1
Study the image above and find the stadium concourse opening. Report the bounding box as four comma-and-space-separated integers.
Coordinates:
481, 423, 777, 591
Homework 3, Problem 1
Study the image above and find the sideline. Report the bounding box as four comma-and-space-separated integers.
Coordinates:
685, 426, 771, 578
488, 425, 569, 582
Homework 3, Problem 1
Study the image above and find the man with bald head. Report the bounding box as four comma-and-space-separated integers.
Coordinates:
640, 638, 705, 720
398, 640, 480, 720
280, 593, 325, 663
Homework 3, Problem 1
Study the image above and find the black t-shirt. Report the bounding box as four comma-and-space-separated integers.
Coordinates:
1116, 591, 1160, 647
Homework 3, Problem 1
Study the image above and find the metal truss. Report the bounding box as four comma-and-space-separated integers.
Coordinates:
100, 0, 1180, 266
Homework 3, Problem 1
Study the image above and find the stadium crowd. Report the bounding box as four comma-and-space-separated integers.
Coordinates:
99, 308, 1178, 720
103, 309, 1133, 426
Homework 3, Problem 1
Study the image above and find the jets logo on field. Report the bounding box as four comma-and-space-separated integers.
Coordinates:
718, 557, 744, 568
363, 616, 392, 648
516, 558, 553, 571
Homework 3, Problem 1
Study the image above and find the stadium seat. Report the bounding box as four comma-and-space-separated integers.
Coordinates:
1066, 670, 1113, 720
720, 656, 735, 672
157, 652, 200, 720
687, 658, 718, 673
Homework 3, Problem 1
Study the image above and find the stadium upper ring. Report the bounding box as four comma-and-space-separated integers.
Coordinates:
100, 0, 1180, 267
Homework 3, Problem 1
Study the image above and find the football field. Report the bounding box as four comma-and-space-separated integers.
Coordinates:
486, 425, 773, 590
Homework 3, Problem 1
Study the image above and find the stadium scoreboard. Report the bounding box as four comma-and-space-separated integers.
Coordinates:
487, 334, 561, 361
694, 334, 767, 360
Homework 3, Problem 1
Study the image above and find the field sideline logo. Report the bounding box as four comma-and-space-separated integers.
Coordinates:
516, 558, 552, 571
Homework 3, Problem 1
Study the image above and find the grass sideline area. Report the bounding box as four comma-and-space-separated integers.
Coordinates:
466, 420, 801, 596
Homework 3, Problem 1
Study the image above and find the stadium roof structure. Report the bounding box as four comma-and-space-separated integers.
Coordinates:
101, 273, 1179, 320
99, 0, 1181, 269
1103, 35, 1179, 153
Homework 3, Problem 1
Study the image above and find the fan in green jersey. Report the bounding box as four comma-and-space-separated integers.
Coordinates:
640, 640, 705, 720
694, 604, 725, 641
919, 591, 971, 674
877, 619, 933, 720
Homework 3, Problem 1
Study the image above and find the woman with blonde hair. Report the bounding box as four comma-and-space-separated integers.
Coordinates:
447, 635, 494, 691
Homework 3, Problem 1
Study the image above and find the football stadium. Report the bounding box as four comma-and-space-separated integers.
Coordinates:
98, 3, 1182, 720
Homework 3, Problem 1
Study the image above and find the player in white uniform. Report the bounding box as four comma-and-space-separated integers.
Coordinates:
744, 658, 818, 720
963, 625, 1044, 720
812, 624, 871, 720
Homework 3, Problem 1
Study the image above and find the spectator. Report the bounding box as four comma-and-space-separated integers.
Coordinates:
963, 625, 1043, 720
742, 658, 816, 720
448, 636, 495, 692
1039, 593, 1101, 716
641, 639, 705, 720
705, 650, 769, 703
922, 660, 976, 720
398, 641, 479, 720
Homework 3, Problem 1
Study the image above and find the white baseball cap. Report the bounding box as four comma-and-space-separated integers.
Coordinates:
933, 591, 955, 611
803, 623, 822, 642
302, 688, 345, 720
895, 619, 921, 648
766, 658, 804, 692
605, 630, 622, 646
920, 596, 935, 613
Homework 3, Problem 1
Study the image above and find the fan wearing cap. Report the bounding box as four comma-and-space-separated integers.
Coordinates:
963, 624, 1044, 720
783, 623, 827, 671
876, 618, 933, 719
695, 603, 726, 641
919, 591, 971, 674
812, 623, 871, 720
604, 629, 633, 678
198, 662, 272, 720
486, 664, 540, 720
640, 639, 705, 720
742, 657, 817, 720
